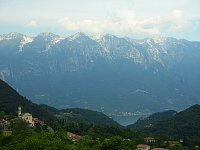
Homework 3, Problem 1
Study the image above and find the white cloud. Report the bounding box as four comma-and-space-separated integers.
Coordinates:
58, 17, 102, 33
26, 20, 37, 27
58, 9, 195, 37
167, 9, 193, 32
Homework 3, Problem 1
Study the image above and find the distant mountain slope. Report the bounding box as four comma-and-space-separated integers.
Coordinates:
0, 79, 120, 126
40, 105, 120, 126
127, 110, 176, 128
0, 79, 55, 122
128, 104, 200, 137
59, 108, 120, 126
0, 32, 200, 117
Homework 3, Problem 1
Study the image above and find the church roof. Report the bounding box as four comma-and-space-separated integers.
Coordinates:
21, 113, 32, 116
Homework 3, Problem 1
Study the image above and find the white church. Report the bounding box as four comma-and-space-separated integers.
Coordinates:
18, 106, 34, 127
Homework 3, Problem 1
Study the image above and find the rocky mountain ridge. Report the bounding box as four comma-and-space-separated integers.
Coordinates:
0, 32, 200, 119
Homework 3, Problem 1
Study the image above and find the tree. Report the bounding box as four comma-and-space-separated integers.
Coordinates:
0, 111, 5, 119
10, 118, 32, 135
77, 135, 101, 150
101, 136, 129, 150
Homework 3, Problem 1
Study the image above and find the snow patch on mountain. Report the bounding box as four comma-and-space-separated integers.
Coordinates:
152, 36, 167, 45
68, 32, 88, 41
0, 68, 11, 81
19, 36, 33, 52
131, 89, 150, 95
91, 35, 104, 42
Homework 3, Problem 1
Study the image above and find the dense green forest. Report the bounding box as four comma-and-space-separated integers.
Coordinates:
128, 110, 177, 128
146, 104, 200, 138
128, 104, 200, 138
0, 117, 145, 150
1, 116, 198, 150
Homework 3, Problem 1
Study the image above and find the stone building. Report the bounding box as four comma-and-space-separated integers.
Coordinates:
18, 106, 34, 127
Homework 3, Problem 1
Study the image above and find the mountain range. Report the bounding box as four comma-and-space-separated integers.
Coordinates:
0, 32, 200, 121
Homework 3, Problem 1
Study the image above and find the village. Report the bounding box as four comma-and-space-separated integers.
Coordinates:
0, 106, 82, 142
0, 106, 190, 150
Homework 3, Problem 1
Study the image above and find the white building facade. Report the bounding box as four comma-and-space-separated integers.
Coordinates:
18, 106, 34, 127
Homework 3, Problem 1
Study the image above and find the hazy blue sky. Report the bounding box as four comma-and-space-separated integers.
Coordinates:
0, 0, 200, 40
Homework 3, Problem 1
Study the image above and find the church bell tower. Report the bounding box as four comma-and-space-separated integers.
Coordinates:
18, 105, 21, 117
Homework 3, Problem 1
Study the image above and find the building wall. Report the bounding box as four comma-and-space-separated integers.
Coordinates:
21, 114, 34, 126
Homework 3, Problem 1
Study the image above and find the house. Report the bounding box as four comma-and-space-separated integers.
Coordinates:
0, 119, 10, 131
195, 145, 199, 149
136, 144, 150, 150
67, 132, 82, 142
18, 106, 34, 127
144, 137, 155, 143
32, 117, 44, 126
164, 140, 179, 146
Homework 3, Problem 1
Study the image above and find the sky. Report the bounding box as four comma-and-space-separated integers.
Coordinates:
0, 0, 200, 40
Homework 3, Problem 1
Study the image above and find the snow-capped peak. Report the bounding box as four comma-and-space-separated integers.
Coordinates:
35, 32, 63, 45
68, 32, 88, 41
0, 33, 33, 52
91, 34, 104, 41
0, 32, 23, 41
92, 34, 119, 43
151, 36, 167, 45
36, 32, 61, 41
38, 32, 58, 38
